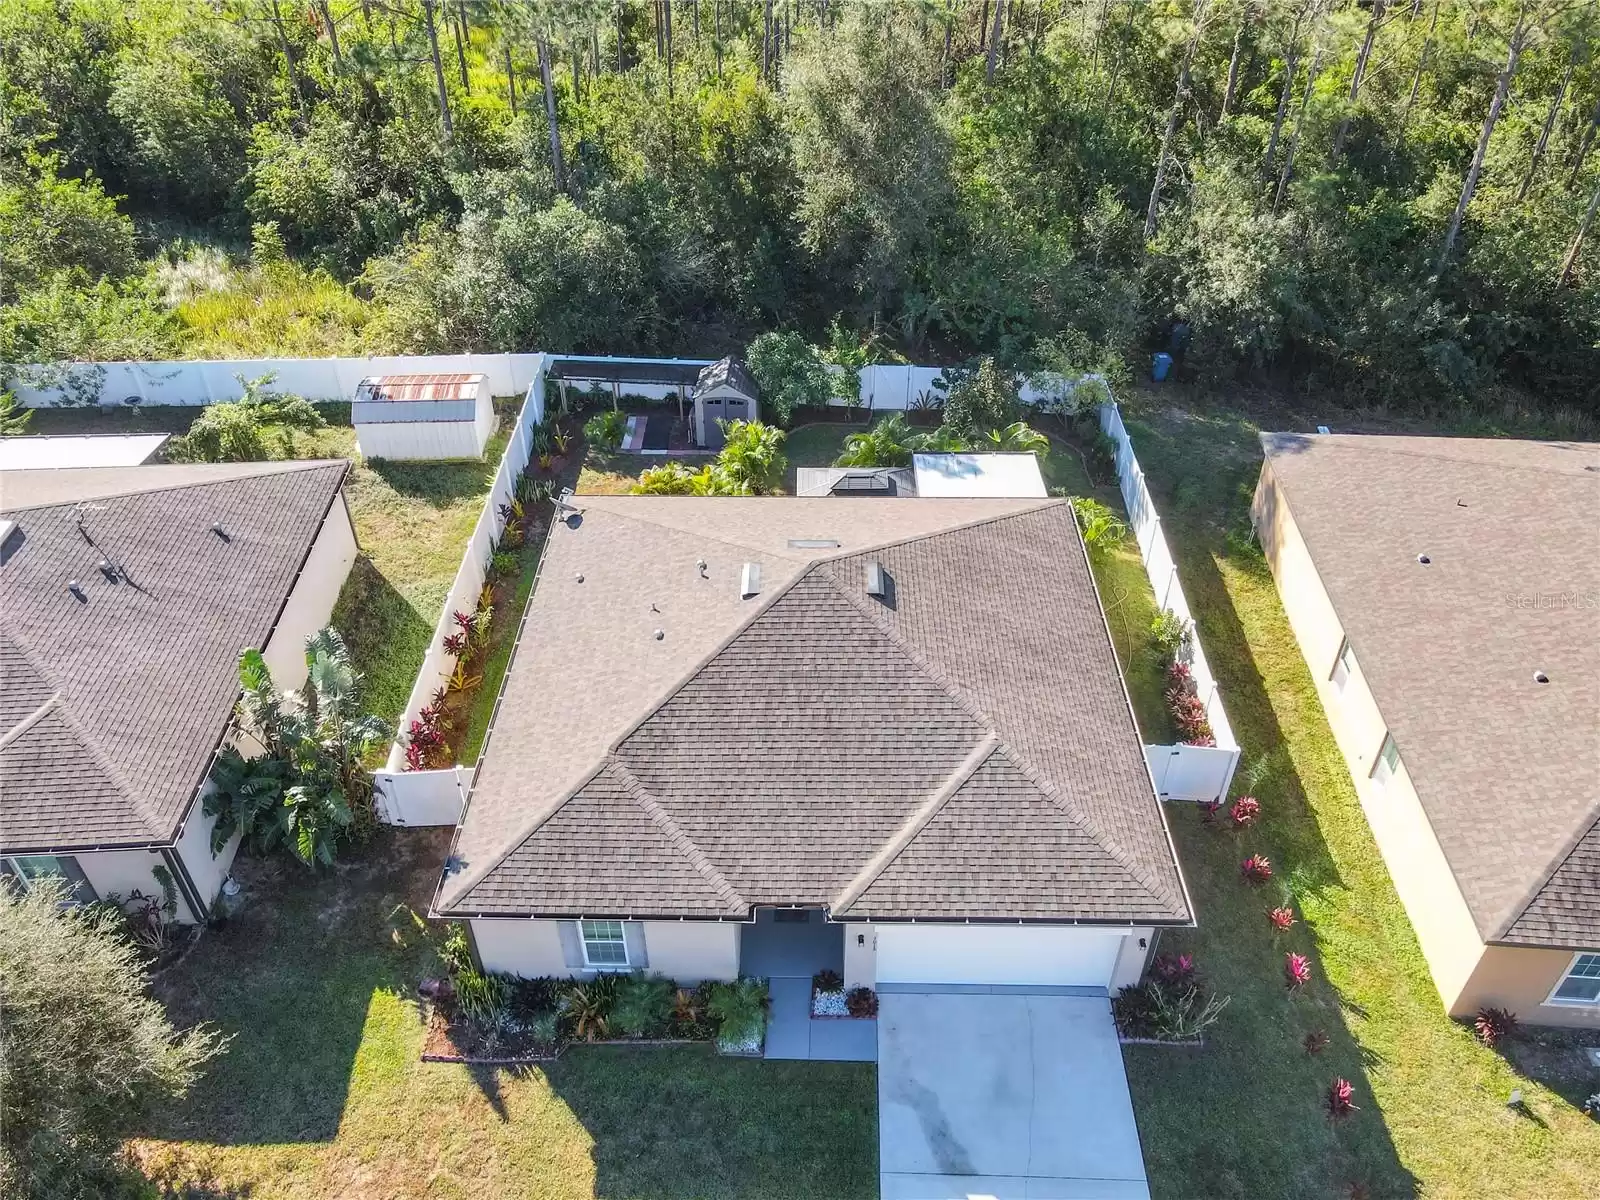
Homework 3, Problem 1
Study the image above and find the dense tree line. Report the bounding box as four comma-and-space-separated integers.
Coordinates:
2, 0, 1596, 417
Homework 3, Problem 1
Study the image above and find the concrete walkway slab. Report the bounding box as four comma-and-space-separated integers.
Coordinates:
763, 976, 876, 1062
878, 991, 1149, 1200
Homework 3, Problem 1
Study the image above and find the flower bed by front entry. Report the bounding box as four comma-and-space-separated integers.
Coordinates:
423, 946, 772, 1065
810, 972, 877, 1019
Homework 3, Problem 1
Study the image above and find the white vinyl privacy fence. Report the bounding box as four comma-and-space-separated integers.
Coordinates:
7, 353, 548, 407
11, 350, 1239, 808
1099, 402, 1241, 803
367, 356, 549, 826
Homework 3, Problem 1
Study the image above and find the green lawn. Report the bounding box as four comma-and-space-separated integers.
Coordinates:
131, 830, 877, 1200
1114, 387, 1600, 1200
330, 418, 512, 724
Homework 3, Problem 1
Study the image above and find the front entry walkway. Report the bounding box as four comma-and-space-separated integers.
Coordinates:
739, 908, 876, 1063
878, 989, 1150, 1200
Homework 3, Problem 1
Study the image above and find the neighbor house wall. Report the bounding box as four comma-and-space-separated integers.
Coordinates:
470, 918, 740, 983
261, 492, 358, 690
1458, 945, 1600, 1029
1253, 464, 1488, 1014
76, 848, 192, 917
172, 786, 239, 921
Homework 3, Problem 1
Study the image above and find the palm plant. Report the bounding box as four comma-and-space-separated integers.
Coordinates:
207, 628, 390, 868
705, 977, 769, 1050
835, 412, 914, 468
715, 419, 787, 494
0, 391, 32, 435
982, 421, 1050, 456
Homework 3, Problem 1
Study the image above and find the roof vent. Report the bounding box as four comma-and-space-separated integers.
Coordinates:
1534, 670, 1550, 684
865, 560, 886, 597
740, 561, 761, 599
788, 538, 841, 550
1416, 553, 1430, 565
211, 523, 231, 542
653, 628, 665, 641
67, 580, 86, 602
97, 557, 119, 582
697, 558, 709, 578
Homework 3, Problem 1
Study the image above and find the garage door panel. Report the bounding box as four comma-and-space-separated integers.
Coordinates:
875, 925, 1125, 988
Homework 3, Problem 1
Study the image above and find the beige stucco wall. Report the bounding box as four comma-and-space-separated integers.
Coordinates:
1457, 945, 1600, 1029
843, 923, 876, 989
172, 786, 240, 921
261, 491, 357, 690
470, 918, 741, 983
1110, 927, 1155, 991
1253, 464, 1489, 1014
76, 847, 187, 915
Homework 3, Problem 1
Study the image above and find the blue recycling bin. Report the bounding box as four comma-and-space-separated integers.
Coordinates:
1152, 352, 1173, 382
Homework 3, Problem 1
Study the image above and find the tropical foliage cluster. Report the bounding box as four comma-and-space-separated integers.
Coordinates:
0, 878, 224, 1197
1, 1, 1594, 421
166, 371, 325, 462
205, 628, 390, 867
631, 417, 786, 493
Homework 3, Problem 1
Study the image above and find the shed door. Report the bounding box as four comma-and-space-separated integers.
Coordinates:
874, 925, 1126, 989
703, 397, 727, 448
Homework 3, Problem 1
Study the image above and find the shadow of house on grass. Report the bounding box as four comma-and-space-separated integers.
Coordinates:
329, 553, 435, 724
543, 1046, 877, 1200
1115, 408, 1418, 1200
140, 830, 451, 1148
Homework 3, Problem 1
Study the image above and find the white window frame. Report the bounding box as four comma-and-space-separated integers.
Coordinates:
1370, 734, 1400, 789
579, 919, 629, 969
1330, 637, 1356, 693
2, 855, 97, 903
1544, 951, 1600, 1007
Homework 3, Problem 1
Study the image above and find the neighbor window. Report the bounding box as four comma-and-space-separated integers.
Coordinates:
1330, 638, 1356, 693
1, 855, 97, 904
1549, 953, 1600, 1006
1370, 735, 1401, 789
580, 919, 628, 968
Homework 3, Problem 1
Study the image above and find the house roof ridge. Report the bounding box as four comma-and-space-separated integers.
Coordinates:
0, 459, 349, 514
607, 755, 748, 916
832, 733, 1000, 915
436, 759, 613, 911
821, 556, 1182, 915
2, 633, 162, 840
1493, 803, 1600, 942
812, 497, 1066, 568
568, 498, 816, 561
1260, 431, 1600, 478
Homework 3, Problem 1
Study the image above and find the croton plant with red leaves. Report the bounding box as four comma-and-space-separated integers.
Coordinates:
1240, 854, 1273, 885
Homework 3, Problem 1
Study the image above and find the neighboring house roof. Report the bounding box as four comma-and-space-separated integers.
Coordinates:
436, 496, 1190, 926
794, 466, 917, 497
0, 460, 348, 853
353, 374, 485, 424
912, 453, 1048, 498
693, 357, 757, 399
1259, 433, 1600, 949
0, 434, 168, 470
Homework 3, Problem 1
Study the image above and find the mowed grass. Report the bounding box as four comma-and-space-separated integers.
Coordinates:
131, 830, 878, 1200
1114, 388, 1600, 1200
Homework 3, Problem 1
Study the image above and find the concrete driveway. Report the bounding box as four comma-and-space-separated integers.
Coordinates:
877, 989, 1150, 1200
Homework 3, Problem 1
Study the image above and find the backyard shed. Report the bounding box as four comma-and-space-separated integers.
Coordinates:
691, 358, 759, 449
353, 373, 495, 461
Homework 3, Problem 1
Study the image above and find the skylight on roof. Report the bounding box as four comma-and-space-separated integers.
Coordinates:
788, 538, 840, 549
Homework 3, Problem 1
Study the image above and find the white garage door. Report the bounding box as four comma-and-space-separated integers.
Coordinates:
875, 925, 1127, 989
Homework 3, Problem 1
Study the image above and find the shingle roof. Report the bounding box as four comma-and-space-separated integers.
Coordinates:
694, 356, 757, 399
1259, 433, 1600, 948
438, 497, 1189, 925
0, 461, 348, 851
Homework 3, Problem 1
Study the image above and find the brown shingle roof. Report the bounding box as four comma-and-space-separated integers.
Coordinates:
1259, 433, 1600, 948
439, 497, 1189, 924
0, 461, 348, 851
